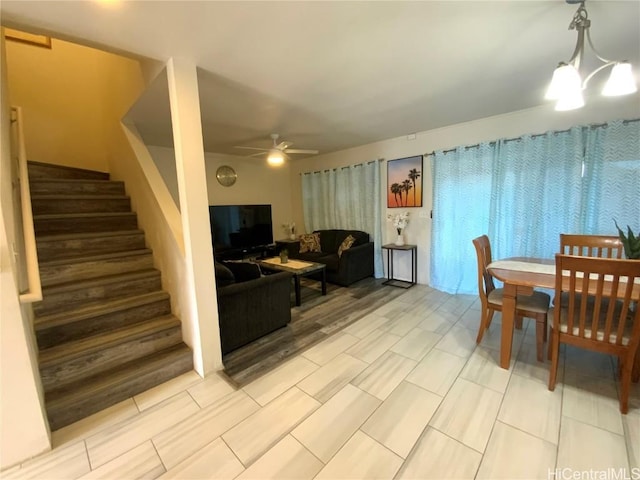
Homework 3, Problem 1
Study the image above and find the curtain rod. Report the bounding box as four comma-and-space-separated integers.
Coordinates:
300, 158, 383, 176
424, 118, 640, 157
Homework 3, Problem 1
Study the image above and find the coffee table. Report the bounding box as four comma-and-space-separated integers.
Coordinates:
257, 257, 327, 306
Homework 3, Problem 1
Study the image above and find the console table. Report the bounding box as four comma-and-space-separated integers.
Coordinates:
382, 244, 417, 288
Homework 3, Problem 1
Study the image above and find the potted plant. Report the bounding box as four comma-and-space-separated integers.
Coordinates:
279, 248, 289, 263
614, 220, 640, 259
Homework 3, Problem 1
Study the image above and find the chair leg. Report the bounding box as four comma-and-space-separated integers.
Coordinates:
476, 308, 493, 344
548, 329, 560, 390
619, 353, 632, 414
535, 316, 545, 362
515, 315, 523, 330
632, 344, 640, 383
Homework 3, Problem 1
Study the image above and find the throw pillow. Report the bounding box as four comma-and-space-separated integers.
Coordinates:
214, 262, 235, 288
299, 232, 321, 253
222, 261, 262, 283
337, 234, 356, 257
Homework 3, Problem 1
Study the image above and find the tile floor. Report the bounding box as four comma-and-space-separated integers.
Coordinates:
4, 285, 639, 479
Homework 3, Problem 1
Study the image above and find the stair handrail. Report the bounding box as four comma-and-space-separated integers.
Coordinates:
11, 106, 42, 303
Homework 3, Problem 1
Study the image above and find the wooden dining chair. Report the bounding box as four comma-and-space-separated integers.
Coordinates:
548, 254, 640, 413
560, 234, 623, 259
472, 235, 551, 361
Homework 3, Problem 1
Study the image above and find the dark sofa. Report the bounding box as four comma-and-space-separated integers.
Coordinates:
286, 229, 374, 286
215, 262, 292, 355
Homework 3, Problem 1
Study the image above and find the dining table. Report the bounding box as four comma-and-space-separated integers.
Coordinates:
487, 256, 640, 369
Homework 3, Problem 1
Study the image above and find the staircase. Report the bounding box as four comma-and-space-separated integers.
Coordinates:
28, 161, 193, 431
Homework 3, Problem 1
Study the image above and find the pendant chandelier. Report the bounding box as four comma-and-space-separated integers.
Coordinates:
545, 1, 637, 111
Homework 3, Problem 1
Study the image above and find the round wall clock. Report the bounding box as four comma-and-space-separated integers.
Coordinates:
216, 165, 237, 187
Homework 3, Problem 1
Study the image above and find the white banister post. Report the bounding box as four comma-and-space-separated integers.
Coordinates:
166, 58, 221, 375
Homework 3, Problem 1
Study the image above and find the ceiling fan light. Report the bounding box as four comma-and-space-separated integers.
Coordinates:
267, 150, 285, 167
554, 90, 585, 111
546, 64, 582, 101
602, 62, 637, 97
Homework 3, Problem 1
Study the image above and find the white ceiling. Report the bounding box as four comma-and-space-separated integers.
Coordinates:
2, 1, 639, 159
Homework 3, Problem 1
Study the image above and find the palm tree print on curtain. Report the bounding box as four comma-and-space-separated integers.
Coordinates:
387, 155, 423, 207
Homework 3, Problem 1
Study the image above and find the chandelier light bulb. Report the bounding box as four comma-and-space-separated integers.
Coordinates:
267, 150, 285, 167
546, 63, 583, 101
602, 62, 637, 97
555, 90, 585, 111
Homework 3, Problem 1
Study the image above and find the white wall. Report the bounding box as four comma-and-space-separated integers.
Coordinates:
290, 93, 640, 285
0, 31, 51, 470
5, 38, 143, 172
149, 146, 294, 244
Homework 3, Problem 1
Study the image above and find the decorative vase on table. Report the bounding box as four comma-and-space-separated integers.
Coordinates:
280, 249, 289, 263
395, 229, 404, 246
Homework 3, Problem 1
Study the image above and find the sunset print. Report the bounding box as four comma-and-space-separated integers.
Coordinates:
387, 155, 423, 208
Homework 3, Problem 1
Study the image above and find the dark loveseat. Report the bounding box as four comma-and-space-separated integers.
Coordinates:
215, 262, 292, 355
286, 229, 374, 286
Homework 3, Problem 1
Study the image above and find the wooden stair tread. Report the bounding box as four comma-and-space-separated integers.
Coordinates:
31, 194, 129, 200
28, 161, 110, 179
34, 291, 170, 330
41, 269, 159, 295
39, 248, 152, 267
34, 212, 136, 220
30, 178, 119, 184
37, 229, 144, 242
39, 315, 180, 366
45, 344, 192, 406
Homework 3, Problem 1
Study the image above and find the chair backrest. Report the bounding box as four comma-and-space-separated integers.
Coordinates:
472, 235, 496, 302
560, 234, 623, 259
554, 254, 640, 347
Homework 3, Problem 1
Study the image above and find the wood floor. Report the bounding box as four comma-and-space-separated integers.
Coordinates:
222, 277, 407, 386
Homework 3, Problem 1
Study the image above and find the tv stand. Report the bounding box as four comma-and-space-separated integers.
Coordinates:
215, 244, 277, 262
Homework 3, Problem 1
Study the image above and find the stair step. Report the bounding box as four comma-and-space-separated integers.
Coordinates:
28, 161, 109, 180
39, 315, 183, 392
29, 161, 193, 431
39, 249, 154, 287
29, 178, 125, 195
31, 195, 131, 215
34, 212, 138, 235
36, 230, 146, 262
35, 291, 171, 349
34, 269, 162, 316
45, 343, 193, 430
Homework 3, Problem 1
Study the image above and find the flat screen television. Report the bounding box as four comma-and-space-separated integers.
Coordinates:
209, 204, 274, 255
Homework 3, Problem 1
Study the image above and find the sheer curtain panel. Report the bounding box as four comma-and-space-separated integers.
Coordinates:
301, 161, 384, 277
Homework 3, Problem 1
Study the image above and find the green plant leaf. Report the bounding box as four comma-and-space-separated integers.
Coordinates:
614, 219, 640, 259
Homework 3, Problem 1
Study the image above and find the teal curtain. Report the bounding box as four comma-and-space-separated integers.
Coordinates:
582, 120, 640, 233
431, 119, 639, 295
430, 143, 494, 294
301, 161, 384, 277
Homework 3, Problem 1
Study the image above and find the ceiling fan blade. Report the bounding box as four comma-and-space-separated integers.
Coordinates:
234, 146, 270, 151
284, 149, 319, 154
276, 141, 293, 150
247, 152, 268, 157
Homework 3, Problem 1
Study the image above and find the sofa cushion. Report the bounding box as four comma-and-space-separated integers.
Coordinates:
296, 251, 326, 262
299, 233, 321, 253
318, 254, 340, 272
317, 230, 337, 253
222, 261, 262, 283
348, 231, 369, 247
214, 262, 236, 288
337, 234, 356, 257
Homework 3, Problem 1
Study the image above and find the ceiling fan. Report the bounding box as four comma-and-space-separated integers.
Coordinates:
234, 134, 319, 166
